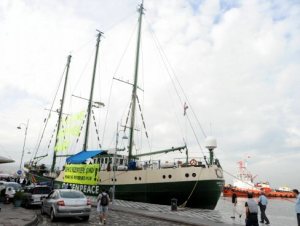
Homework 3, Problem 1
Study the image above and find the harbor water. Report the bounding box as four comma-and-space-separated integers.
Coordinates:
216, 196, 297, 226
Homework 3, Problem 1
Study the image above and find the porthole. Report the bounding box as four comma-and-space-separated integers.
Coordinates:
192, 173, 196, 177
134, 177, 137, 180
163, 175, 166, 179
139, 177, 141, 180
168, 175, 172, 179
185, 173, 189, 178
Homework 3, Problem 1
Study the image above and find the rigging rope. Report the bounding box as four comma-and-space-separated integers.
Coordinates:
186, 114, 204, 152
147, 23, 207, 139
47, 124, 57, 150
33, 65, 67, 161
91, 109, 102, 149
179, 167, 204, 208
101, 78, 114, 146
76, 112, 87, 145
104, 10, 136, 34
71, 38, 94, 55
72, 52, 94, 94
136, 95, 152, 152
146, 19, 205, 154
139, 34, 152, 153
101, 22, 138, 146
136, 95, 148, 138
123, 101, 132, 133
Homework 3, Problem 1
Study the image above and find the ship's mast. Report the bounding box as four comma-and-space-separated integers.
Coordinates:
51, 55, 72, 173
128, 2, 144, 162
83, 31, 103, 151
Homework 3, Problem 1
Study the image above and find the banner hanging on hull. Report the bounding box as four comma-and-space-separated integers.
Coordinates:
64, 164, 99, 185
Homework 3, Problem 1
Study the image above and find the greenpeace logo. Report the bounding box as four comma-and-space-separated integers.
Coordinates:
61, 183, 100, 195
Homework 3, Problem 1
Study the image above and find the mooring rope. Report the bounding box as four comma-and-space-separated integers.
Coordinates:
179, 166, 205, 208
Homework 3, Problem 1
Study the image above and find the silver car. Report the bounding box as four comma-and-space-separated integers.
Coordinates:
41, 189, 91, 222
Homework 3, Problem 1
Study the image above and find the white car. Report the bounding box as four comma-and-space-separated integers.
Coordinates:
0, 182, 21, 199
0, 181, 7, 191
4, 182, 21, 191
22, 185, 51, 207
5, 186, 16, 198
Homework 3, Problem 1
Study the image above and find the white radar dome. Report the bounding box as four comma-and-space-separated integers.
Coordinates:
205, 136, 217, 150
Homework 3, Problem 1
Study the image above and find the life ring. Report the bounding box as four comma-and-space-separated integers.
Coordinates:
215, 169, 223, 178
190, 159, 197, 166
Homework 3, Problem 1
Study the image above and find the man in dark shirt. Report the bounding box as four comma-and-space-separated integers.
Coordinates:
231, 191, 242, 218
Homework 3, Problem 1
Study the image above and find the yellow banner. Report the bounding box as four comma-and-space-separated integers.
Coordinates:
63, 164, 99, 185
55, 111, 86, 152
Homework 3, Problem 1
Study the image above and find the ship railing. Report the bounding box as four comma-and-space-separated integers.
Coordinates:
133, 157, 207, 170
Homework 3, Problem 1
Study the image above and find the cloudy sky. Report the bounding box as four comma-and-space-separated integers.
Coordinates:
0, 0, 299, 189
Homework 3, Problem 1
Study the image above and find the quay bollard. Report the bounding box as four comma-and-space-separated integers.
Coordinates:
171, 198, 177, 211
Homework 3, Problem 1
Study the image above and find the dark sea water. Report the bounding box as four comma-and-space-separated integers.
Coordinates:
215, 196, 297, 226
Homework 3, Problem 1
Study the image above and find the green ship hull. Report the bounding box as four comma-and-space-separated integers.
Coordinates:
55, 179, 224, 209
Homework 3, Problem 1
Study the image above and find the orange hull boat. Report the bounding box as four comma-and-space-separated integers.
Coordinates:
223, 186, 296, 198
225, 159, 296, 199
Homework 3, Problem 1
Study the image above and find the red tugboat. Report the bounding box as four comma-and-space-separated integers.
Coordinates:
223, 159, 296, 198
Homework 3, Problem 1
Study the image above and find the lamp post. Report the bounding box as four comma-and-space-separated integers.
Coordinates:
17, 119, 29, 174
112, 123, 127, 205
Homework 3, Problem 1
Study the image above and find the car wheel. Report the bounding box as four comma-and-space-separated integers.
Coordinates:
82, 216, 89, 221
50, 209, 56, 222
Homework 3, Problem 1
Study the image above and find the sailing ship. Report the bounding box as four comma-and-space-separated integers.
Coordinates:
26, 2, 224, 209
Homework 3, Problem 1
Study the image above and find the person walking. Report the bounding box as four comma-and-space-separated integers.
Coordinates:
293, 189, 300, 226
245, 193, 259, 226
22, 178, 27, 187
258, 191, 270, 225
97, 189, 110, 225
231, 191, 242, 218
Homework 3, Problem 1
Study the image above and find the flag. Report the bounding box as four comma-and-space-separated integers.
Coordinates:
184, 102, 188, 116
